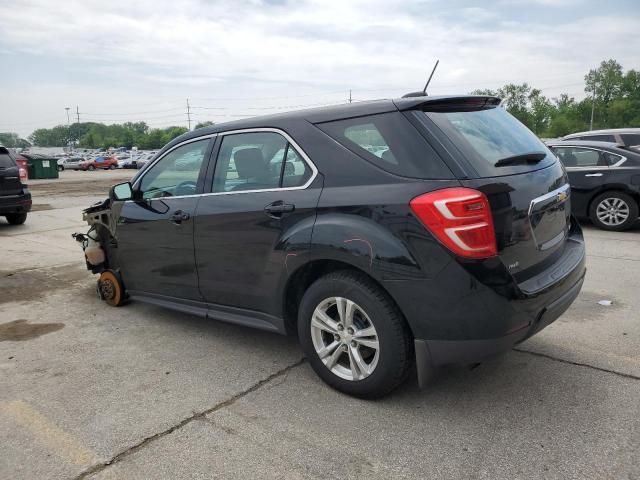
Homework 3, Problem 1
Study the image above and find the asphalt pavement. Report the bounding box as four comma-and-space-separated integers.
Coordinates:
0, 169, 638, 479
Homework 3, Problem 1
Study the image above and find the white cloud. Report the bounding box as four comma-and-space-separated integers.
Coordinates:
0, 0, 637, 136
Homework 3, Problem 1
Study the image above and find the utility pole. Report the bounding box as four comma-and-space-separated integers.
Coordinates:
589, 84, 597, 131
65, 107, 71, 152
186, 98, 192, 130
76, 106, 80, 124
349, 89, 352, 103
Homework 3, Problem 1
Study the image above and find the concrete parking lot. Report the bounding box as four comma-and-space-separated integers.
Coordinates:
1, 170, 638, 479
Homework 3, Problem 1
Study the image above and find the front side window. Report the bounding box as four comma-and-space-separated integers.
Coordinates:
552, 147, 608, 168
139, 139, 209, 199
212, 131, 311, 193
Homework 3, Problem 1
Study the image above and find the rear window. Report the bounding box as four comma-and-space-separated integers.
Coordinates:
0, 151, 16, 168
423, 107, 556, 177
316, 112, 452, 179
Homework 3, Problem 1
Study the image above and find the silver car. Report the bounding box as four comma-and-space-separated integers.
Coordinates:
563, 128, 640, 151
57, 157, 85, 171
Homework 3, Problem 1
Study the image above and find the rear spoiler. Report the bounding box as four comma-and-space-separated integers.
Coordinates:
393, 95, 501, 113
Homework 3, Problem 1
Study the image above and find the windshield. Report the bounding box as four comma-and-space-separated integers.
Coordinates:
424, 107, 556, 176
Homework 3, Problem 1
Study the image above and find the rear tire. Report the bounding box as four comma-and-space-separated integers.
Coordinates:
298, 270, 412, 398
589, 191, 638, 231
5, 213, 27, 225
57, 165, 64, 172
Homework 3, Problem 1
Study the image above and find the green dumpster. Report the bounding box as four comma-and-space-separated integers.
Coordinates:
24, 154, 59, 179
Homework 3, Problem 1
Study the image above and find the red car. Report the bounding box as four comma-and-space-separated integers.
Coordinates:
79, 156, 118, 171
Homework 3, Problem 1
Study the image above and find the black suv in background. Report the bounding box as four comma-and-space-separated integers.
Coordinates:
0, 147, 31, 225
548, 140, 640, 230
77, 96, 586, 398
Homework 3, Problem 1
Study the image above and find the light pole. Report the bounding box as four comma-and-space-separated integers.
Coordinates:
65, 107, 71, 152
589, 85, 596, 131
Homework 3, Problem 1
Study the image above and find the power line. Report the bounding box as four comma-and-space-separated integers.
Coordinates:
79, 107, 185, 116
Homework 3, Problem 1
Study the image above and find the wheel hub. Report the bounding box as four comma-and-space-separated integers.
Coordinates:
596, 197, 630, 226
310, 297, 380, 381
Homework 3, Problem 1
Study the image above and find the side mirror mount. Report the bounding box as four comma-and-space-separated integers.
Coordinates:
110, 182, 133, 201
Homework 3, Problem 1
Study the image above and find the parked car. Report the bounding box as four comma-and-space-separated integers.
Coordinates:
563, 128, 640, 151
135, 152, 156, 169
547, 140, 640, 230
76, 95, 586, 398
79, 156, 118, 171
57, 157, 85, 171
0, 147, 32, 224
117, 155, 137, 169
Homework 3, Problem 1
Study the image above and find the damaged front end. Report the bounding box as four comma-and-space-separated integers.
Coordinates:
72, 198, 115, 274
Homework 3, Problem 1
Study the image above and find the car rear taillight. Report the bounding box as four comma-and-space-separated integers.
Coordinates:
15, 159, 29, 181
410, 187, 497, 259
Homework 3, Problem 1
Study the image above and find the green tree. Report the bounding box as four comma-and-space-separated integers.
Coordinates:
0, 132, 29, 148
194, 121, 215, 129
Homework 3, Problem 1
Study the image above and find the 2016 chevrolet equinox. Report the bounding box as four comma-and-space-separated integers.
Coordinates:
74, 95, 586, 398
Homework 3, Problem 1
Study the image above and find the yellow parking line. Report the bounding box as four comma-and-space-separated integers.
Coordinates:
0, 400, 97, 466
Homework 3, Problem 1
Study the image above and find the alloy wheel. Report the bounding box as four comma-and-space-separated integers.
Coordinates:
596, 197, 630, 226
310, 297, 380, 381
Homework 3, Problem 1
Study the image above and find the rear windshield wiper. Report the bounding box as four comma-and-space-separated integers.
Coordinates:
494, 151, 547, 167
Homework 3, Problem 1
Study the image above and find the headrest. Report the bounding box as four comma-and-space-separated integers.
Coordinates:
234, 148, 264, 179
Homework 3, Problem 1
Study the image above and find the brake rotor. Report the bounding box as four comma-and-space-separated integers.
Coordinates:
98, 270, 124, 307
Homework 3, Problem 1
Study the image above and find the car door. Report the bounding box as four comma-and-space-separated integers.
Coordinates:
552, 146, 610, 216
194, 129, 321, 314
115, 136, 214, 300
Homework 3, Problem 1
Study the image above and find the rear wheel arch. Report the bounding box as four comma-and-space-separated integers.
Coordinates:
282, 259, 414, 339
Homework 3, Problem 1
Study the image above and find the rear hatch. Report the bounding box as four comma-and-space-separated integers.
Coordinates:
407, 98, 572, 285
0, 147, 23, 196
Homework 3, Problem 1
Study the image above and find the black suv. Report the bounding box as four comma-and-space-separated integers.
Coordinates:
77, 96, 586, 398
0, 147, 31, 225
547, 140, 640, 231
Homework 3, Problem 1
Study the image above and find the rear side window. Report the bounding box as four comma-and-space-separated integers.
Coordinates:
423, 107, 556, 177
584, 134, 616, 142
621, 133, 640, 147
316, 112, 452, 179
212, 131, 312, 193
551, 147, 608, 167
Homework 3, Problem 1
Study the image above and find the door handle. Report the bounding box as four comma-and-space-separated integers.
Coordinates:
264, 201, 295, 218
584, 173, 603, 177
170, 210, 190, 224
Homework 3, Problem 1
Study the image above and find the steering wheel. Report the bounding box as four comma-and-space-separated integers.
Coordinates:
174, 181, 197, 196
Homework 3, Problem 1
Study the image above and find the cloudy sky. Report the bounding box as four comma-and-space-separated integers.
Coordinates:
1, 0, 638, 138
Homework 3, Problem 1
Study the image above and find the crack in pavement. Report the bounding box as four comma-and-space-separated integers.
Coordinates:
514, 348, 640, 380
72, 358, 306, 480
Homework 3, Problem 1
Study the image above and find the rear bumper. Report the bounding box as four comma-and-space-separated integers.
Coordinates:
416, 270, 584, 367
383, 219, 586, 385
0, 191, 32, 214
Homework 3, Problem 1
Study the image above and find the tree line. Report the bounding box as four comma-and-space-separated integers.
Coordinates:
2, 59, 638, 150
472, 59, 639, 137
